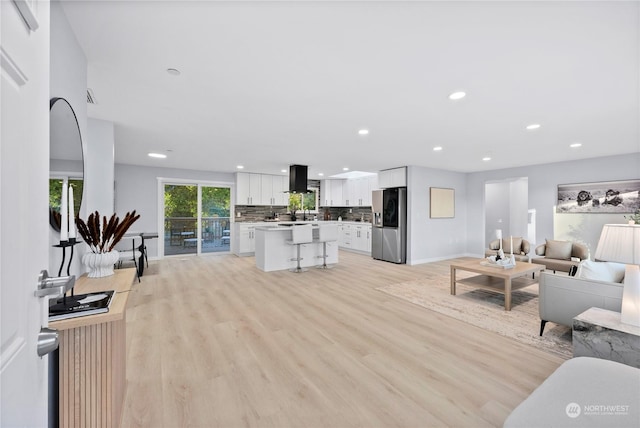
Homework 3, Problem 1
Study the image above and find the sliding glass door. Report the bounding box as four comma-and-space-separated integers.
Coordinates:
164, 184, 198, 256
163, 182, 232, 256
201, 186, 231, 254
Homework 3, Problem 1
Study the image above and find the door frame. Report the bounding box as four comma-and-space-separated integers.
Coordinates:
156, 177, 235, 258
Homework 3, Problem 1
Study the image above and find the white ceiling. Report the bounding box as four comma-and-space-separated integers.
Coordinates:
60, 0, 640, 177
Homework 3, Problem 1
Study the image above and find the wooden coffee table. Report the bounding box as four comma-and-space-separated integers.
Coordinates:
450, 259, 543, 311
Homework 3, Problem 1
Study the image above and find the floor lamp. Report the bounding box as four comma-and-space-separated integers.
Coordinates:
594, 224, 640, 327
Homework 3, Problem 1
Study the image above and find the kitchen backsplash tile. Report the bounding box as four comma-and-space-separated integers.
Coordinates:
234, 205, 372, 223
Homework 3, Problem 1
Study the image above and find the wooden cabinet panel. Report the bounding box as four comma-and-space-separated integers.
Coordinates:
51, 269, 136, 428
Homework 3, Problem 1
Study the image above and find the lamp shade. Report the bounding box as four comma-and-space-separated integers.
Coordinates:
496, 229, 502, 240
594, 224, 640, 265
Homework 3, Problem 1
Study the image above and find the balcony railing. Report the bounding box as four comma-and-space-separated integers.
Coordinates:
164, 216, 230, 255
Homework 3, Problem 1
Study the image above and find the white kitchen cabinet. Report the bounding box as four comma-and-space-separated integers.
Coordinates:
337, 222, 371, 253
321, 180, 330, 206
356, 177, 371, 207
321, 179, 346, 206
260, 175, 288, 206
364, 175, 378, 205
352, 224, 372, 252
235, 223, 258, 255
272, 175, 289, 205
343, 180, 354, 206
349, 177, 370, 206
237, 173, 262, 205
378, 167, 406, 188
260, 175, 274, 205
338, 223, 352, 248
238, 173, 288, 206
330, 180, 344, 206
322, 176, 378, 207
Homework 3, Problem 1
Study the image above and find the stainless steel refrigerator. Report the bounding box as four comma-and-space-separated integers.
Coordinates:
371, 187, 406, 263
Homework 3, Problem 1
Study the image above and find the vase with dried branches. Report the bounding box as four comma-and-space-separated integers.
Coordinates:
76, 211, 140, 277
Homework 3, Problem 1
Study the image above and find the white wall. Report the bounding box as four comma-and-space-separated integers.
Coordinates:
484, 181, 510, 245
49, 0, 87, 276
84, 118, 114, 215
407, 165, 468, 264
466, 153, 640, 258
509, 178, 528, 240
114, 164, 234, 258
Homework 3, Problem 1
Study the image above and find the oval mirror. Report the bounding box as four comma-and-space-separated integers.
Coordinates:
49, 97, 83, 232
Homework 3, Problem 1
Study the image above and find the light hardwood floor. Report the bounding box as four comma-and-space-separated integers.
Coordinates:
121, 251, 564, 428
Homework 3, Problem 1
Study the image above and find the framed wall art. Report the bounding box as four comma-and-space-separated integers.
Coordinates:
430, 187, 455, 218
556, 179, 640, 213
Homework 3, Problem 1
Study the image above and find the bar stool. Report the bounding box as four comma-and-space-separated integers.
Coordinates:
288, 224, 313, 273
316, 224, 338, 269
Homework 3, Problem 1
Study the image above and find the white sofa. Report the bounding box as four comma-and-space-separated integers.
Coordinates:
538, 270, 623, 336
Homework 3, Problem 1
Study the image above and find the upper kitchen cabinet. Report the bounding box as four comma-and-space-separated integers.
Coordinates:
321, 175, 378, 207
346, 175, 378, 206
260, 174, 288, 206
237, 173, 288, 206
321, 179, 345, 207
237, 173, 261, 205
378, 167, 406, 188
271, 175, 289, 206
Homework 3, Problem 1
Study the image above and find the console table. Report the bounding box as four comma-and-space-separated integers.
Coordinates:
573, 307, 640, 369
49, 268, 136, 427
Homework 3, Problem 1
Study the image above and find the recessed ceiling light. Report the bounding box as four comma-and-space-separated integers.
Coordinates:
148, 153, 167, 159
482, 156, 491, 161
570, 143, 582, 148
166, 68, 181, 76
526, 123, 541, 130
433, 146, 443, 151
281, 169, 287, 173
358, 129, 369, 135
448, 91, 466, 100
236, 165, 244, 169
318, 173, 324, 176
343, 167, 349, 171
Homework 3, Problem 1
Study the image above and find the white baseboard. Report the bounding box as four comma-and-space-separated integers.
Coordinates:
407, 252, 481, 266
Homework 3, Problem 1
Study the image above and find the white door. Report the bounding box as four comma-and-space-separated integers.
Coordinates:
1, 1, 51, 426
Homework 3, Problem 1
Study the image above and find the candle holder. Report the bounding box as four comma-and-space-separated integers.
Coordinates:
53, 239, 81, 296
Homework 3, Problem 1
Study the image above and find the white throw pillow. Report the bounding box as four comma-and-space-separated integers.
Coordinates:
576, 260, 626, 283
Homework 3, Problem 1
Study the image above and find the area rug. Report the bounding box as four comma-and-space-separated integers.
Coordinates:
377, 274, 572, 359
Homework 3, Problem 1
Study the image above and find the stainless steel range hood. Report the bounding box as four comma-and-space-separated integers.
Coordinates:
289, 164, 309, 194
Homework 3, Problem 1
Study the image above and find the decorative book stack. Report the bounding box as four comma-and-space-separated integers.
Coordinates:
49, 290, 114, 321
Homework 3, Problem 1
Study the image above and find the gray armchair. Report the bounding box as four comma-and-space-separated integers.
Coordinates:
531, 239, 588, 273
538, 271, 623, 335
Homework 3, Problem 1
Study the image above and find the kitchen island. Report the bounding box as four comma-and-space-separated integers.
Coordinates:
254, 223, 339, 272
